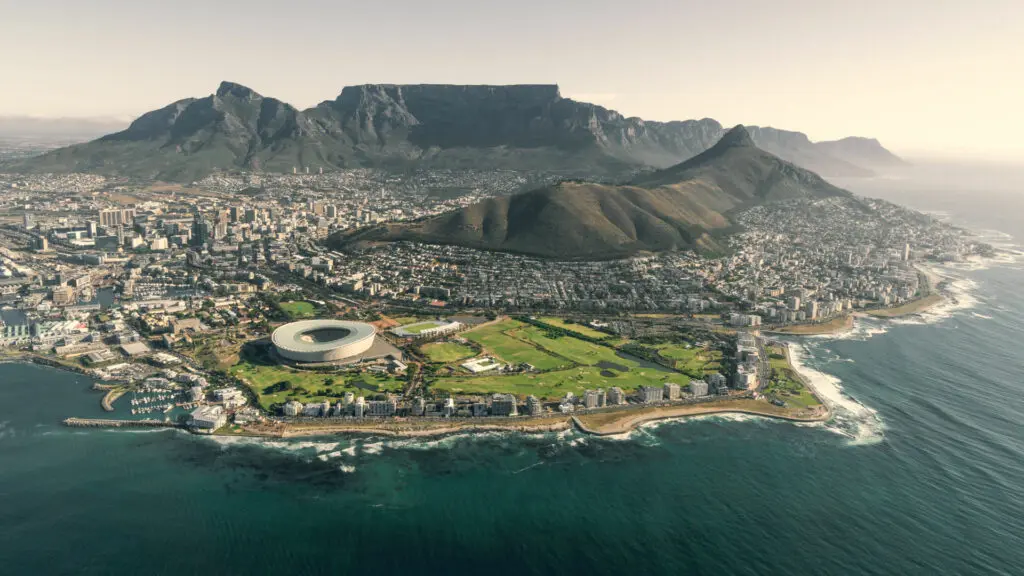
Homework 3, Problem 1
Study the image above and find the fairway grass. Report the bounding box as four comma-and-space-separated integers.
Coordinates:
536, 317, 610, 339
654, 344, 723, 378
445, 319, 690, 399
431, 365, 689, 400
421, 342, 477, 364
510, 325, 624, 366
463, 320, 568, 371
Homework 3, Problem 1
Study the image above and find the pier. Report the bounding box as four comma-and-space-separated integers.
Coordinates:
62, 417, 183, 430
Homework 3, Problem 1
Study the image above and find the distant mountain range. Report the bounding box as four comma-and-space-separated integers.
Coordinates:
333, 126, 856, 260
4, 82, 904, 181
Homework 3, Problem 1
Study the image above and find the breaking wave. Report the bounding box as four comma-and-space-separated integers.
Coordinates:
788, 344, 885, 446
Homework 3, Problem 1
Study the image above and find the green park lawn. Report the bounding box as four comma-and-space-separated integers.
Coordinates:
764, 346, 820, 409
279, 301, 317, 319
536, 317, 610, 340
421, 342, 477, 364
230, 360, 404, 411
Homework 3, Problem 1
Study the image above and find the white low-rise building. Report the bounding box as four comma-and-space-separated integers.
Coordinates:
190, 405, 226, 432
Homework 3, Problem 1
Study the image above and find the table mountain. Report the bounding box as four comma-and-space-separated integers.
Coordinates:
6, 82, 902, 181
334, 126, 853, 260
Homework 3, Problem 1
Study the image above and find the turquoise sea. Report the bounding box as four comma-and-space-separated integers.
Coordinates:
2, 162, 1023, 575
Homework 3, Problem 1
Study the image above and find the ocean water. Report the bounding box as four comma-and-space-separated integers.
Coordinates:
2, 163, 1024, 575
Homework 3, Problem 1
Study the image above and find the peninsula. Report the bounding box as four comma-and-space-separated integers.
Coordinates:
0, 106, 990, 439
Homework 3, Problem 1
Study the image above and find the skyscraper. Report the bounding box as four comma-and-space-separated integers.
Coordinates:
192, 217, 211, 246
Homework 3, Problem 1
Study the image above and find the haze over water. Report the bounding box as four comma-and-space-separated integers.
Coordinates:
2, 162, 1023, 575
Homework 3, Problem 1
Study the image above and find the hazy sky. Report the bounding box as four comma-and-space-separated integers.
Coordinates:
1, 0, 1021, 159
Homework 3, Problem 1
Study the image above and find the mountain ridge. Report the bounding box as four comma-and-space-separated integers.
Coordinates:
5, 82, 903, 181
333, 126, 855, 260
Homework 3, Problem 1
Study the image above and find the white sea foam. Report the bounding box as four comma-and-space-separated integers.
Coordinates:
788, 344, 885, 446
813, 318, 890, 341
361, 442, 383, 455
200, 435, 353, 457
338, 464, 356, 474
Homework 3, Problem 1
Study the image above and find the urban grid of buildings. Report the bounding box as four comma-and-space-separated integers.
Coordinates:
0, 169, 991, 431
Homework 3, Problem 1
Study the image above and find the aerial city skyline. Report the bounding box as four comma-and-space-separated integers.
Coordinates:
2, 1, 1024, 574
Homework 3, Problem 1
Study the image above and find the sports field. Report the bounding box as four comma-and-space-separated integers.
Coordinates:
392, 316, 422, 325
279, 301, 317, 319
536, 317, 610, 339
400, 320, 448, 334
421, 342, 477, 363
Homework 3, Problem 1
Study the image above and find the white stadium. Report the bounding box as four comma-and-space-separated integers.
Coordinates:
271, 320, 377, 364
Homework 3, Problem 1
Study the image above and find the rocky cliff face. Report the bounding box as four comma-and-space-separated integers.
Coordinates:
9, 82, 904, 181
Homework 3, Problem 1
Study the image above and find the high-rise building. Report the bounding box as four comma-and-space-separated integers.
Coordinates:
22, 213, 32, 230
526, 395, 543, 416
98, 208, 135, 228
689, 380, 709, 397
583, 390, 600, 409
805, 301, 819, 320
86, 221, 98, 238
52, 286, 76, 306
638, 386, 664, 404
192, 218, 211, 246
368, 398, 398, 417
490, 393, 518, 416
903, 243, 912, 261
663, 382, 681, 401
608, 387, 625, 405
